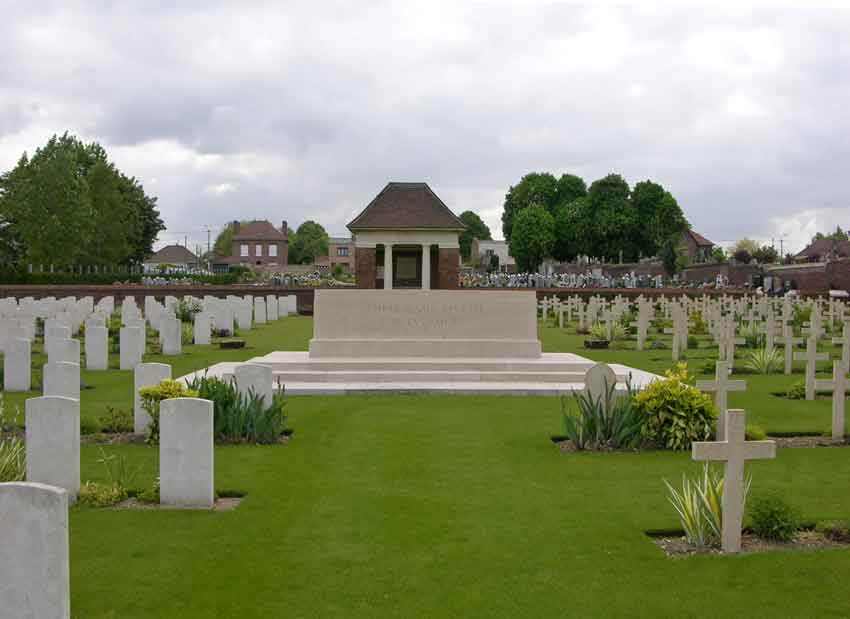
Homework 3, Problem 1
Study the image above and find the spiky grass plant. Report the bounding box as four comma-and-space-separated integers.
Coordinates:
664, 464, 751, 547
562, 381, 642, 450
0, 395, 25, 482
744, 347, 782, 375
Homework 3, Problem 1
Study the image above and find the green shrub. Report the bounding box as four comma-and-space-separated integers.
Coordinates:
786, 380, 806, 400
138, 380, 200, 444
690, 312, 708, 335
744, 348, 782, 375
77, 481, 127, 507
745, 424, 767, 440
176, 299, 202, 323
137, 477, 160, 503
748, 493, 799, 541
687, 335, 699, 349
181, 323, 194, 345
792, 305, 812, 334
561, 383, 642, 450
740, 324, 765, 348
588, 322, 626, 342
101, 406, 134, 433
649, 339, 667, 350
815, 520, 850, 542
186, 375, 288, 444
80, 415, 103, 435
633, 363, 716, 450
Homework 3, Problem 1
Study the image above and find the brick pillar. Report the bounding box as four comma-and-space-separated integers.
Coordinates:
437, 248, 460, 290
355, 247, 376, 289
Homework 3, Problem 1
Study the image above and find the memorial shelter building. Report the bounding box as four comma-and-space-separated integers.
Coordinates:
349, 182, 465, 290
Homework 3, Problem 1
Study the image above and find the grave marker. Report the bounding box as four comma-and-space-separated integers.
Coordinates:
696, 360, 746, 440
814, 360, 849, 440
692, 409, 776, 553
0, 482, 70, 619
160, 397, 214, 509
26, 396, 80, 500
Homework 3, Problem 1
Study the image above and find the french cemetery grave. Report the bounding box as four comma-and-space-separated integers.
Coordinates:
2, 284, 850, 611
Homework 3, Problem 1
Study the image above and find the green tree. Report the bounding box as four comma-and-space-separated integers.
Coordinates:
733, 238, 760, 256
752, 245, 779, 264
586, 174, 637, 261
630, 180, 688, 258
290, 220, 329, 264
501, 172, 559, 241
0, 132, 163, 266
458, 210, 491, 262
812, 226, 849, 243
556, 174, 587, 205
711, 246, 727, 263
509, 203, 554, 272
212, 222, 247, 257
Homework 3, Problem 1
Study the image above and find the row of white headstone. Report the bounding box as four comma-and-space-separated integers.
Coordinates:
2, 292, 297, 393
0, 359, 279, 618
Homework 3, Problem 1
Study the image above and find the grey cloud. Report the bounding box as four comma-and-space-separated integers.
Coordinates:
1, 2, 849, 253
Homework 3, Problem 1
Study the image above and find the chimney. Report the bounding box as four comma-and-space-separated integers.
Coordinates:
281, 220, 288, 238
232, 220, 240, 235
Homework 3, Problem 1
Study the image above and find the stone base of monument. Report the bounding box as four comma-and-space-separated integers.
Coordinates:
182, 291, 660, 395
180, 352, 660, 396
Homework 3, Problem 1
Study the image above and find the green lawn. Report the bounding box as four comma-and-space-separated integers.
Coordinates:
8, 316, 850, 617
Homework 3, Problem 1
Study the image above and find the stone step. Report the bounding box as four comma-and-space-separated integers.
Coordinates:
267, 370, 593, 384
252, 356, 594, 374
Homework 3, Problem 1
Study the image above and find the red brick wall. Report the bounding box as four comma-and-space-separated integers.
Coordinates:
355, 247, 376, 289
681, 263, 760, 286
437, 248, 460, 289
826, 259, 850, 292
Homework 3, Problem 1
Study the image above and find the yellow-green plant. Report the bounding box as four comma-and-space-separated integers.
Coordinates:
139, 379, 199, 444
633, 363, 716, 450
665, 464, 750, 547
744, 348, 782, 375
77, 481, 127, 507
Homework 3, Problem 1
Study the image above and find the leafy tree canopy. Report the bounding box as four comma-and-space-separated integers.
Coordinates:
458, 210, 491, 261
732, 238, 760, 256
501, 171, 687, 265
509, 203, 555, 272
290, 220, 329, 264
0, 132, 163, 265
812, 225, 849, 244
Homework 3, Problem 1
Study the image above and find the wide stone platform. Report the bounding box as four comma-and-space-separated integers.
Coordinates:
182, 290, 659, 395
180, 351, 659, 396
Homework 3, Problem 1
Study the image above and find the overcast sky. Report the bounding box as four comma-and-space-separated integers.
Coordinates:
2, 1, 849, 255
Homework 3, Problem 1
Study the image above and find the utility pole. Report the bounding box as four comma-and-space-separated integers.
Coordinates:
779, 238, 784, 257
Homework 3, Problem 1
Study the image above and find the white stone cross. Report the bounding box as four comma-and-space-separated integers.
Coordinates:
779, 334, 803, 376
692, 410, 776, 553
814, 361, 849, 440
696, 360, 746, 440
831, 321, 850, 371
793, 335, 829, 400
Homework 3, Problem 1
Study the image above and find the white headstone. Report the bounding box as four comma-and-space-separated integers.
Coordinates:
193, 312, 212, 345
584, 363, 617, 403
48, 338, 80, 365
0, 482, 70, 619
160, 397, 214, 509
234, 363, 273, 407
85, 325, 108, 370
161, 317, 182, 356
119, 326, 143, 370
26, 396, 80, 501
42, 362, 80, 401
287, 295, 297, 314
234, 301, 252, 331
3, 337, 31, 392
134, 363, 172, 434
266, 295, 278, 320
254, 298, 267, 325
